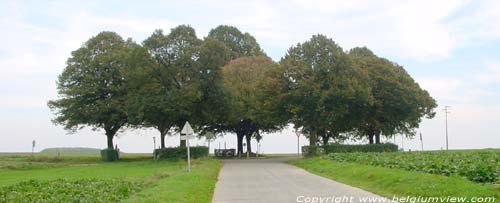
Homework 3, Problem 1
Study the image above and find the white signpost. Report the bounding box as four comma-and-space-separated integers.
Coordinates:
181, 121, 194, 172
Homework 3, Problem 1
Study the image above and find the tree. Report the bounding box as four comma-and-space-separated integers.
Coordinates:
140, 25, 203, 147
349, 47, 437, 143
280, 35, 371, 151
48, 31, 132, 149
208, 25, 274, 154
222, 56, 289, 155
193, 37, 232, 133
208, 25, 264, 60
135, 26, 232, 148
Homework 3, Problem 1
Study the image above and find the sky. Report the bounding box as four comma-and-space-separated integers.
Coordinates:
1, 0, 499, 153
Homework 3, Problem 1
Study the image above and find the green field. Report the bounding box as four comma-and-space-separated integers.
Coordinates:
290, 150, 500, 203
0, 153, 221, 203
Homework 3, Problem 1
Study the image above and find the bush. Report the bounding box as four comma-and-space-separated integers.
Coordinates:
302, 143, 398, 156
154, 146, 208, 160
323, 143, 398, 153
100, 149, 119, 161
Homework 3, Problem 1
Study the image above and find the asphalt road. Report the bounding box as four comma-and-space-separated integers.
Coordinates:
212, 157, 386, 203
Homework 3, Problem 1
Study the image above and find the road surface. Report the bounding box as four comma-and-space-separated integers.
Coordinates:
212, 157, 386, 203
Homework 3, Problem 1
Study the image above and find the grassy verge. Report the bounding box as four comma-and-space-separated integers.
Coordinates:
289, 157, 500, 202
0, 153, 222, 203
124, 158, 222, 203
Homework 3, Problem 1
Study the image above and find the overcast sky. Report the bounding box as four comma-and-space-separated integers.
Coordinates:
1, 0, 499, 153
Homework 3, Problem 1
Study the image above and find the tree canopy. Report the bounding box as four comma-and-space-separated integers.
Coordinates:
208, 25, 265, 60
348, 47, 437, 144
48, 31, 133, 149
49, 26, 437, 157
280, 35, 372, 147
222, 56, 289, 154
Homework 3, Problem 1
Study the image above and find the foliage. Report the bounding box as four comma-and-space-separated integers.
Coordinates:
280, 35, 371, 147
221, 56, 289, 154
323, 143, 398, 153
348, 47, 437, 143
48, 31, 133, 149
154, 146, 209, 160
290, 157, 500, 201
208, 25, 264, 60
302, 143, 398, 155
0, 179, 144, 203
132, 26, 232, 148
100, 149, 119, 161
328, 150, 500, 183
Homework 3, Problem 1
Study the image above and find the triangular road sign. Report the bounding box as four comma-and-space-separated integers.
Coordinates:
181, 121, 194, 135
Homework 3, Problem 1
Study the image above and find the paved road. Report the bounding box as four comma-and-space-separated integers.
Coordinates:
212, 158, 386, 203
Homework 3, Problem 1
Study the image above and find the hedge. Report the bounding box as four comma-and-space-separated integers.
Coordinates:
302, 143, 398, 156
100, 148, 119, 161
154, 146, 209, 160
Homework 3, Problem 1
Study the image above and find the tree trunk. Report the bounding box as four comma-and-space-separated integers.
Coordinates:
158, 126, 170, 149
309, 130, 317, 146
368, 133, 374, 144
106, 132, 114, 149
322, 135, 329, 146
236, 132, 244, 156
375, 130, 381, 144
245, 133, 252, 154
160, 131, 166, 149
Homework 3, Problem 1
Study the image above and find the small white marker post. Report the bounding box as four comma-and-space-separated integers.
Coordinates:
181, 121, 194, 173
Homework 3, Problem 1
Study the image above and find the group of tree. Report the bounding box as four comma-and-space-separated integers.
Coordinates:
48, 24, 436, 156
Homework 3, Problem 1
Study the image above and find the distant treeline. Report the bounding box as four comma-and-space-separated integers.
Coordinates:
40, 147, 101, 154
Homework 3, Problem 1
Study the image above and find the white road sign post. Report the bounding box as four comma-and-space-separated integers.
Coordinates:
181, 121, 194, 173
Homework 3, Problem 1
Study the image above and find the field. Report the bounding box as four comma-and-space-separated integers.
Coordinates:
0, 153, 221, 203
289, 150, 500, 202
328, 149, 500, 183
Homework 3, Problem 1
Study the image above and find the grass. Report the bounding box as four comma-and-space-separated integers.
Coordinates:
124, 158, 222, 203
0, 153, 221, 203
289, 157, 500, 202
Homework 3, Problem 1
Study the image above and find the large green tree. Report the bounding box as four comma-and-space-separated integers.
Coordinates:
133, 25, 231, 148
208, 25, 276, 154
348, 47, 437, 143
222, 56, 289, 155
48, 31, 132, 149
139, 25, 203, 147
280, 35, 371, 149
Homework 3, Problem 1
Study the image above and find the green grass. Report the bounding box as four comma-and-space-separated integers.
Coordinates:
124, 158, 222, 203
0, 153, 221, 203
289, 157, 500, 202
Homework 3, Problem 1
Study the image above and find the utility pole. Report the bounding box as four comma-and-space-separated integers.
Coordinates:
443, 106, 451, 150
419, 132, 424, 151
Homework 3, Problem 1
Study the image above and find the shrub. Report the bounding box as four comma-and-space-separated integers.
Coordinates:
323, 143, 398, 153
154, 146, 209, 160
100, 149, 119, 161
302, 143, 397, 156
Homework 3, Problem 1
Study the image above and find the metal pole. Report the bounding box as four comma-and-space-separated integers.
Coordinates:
153, 137, 156, 150
187, 135, 191, 172
297, 134, 300, 156
419, 133, 424, 151
295, 129, 300, 156
443, 106, 450, 150
401, 135, 404, 151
